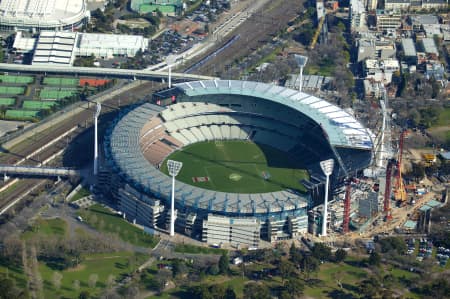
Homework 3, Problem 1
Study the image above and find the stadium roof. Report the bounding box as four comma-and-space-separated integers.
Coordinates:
0, 0, 87, 29
106, 102, 310, 216
175, 80, 373, 150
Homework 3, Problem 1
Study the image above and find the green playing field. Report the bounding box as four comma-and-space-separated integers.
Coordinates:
161, 140, 308, 193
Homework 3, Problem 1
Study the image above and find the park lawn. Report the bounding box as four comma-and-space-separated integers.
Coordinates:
78, 204, 159, 248
162, 141, 308, 193
436, 107, 450, 126
303, 260, 368, 298
22, 217, 67, 240
39, 251, 149, 299
70, 187, 91, 202
174, 244, 227, 255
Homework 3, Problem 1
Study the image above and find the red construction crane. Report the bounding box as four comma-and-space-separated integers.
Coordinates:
343, 179, 352, 233
384, 159, 394, 221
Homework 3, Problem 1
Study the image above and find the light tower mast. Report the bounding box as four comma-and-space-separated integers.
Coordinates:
93, 102, 101, 176
320, 158, 334, 237
167, 159, 183, 237
294, 54, 308, 92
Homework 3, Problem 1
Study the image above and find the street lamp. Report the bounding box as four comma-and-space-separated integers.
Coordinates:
167, 159, 183, 237
320, 158, 334, 237
294, 54, 308, 92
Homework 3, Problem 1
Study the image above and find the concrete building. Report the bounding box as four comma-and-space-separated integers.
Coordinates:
421, 0, 448, 10
12, 31, 36, 53
384, 0, 411, 11
357, 38, 396, 62
76, 33, 149, 58
376, 10, 402, 31
0, 0, 89, 31
118, 184, 164, 229
421, 37, 439, 56
350, 0, 368, 31
202, 214, 260, 248
401, 38, 418, 64
32, 31, 77, 65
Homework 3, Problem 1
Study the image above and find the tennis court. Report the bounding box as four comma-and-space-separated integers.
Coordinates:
43, 77, 79, 86
0, 74, 34, 84
0, 98, 16, 106
39, 88, 78, 99
22, 100, 57, 110
5, 109, 40, 119
0, 86, 25, 95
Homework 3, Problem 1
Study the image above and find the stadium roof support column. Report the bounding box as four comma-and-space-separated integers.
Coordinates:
320, 158, 334, 237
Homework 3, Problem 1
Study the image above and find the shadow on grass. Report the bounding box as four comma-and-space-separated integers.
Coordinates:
342, 282, 360, 294
114, 262, 128, 269
327, 289, 358, 299
344, 260, 364, 268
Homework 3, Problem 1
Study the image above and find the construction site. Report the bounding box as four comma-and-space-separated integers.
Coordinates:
309, 122, 449, 242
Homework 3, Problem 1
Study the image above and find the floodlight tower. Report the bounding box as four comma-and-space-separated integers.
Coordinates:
166, 55, 176, 88
167, 159, 183, 236
320, 158, 334, 237
93, 102, 101, 176
294, 54, 308, 92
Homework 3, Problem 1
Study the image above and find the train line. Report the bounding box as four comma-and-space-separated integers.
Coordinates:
0, 81, 162, 214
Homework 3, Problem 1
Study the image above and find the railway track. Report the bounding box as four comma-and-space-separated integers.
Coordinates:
0, 81, 163, 214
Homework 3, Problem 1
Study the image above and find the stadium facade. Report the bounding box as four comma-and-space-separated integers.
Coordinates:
103, 80, 374, 247
0, 0, 89, 31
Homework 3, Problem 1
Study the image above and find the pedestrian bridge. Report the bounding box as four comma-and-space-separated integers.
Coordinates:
0, 165, 78, 178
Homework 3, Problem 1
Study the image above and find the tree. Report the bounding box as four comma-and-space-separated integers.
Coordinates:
219, 253, 229, 274
279, 260, 296, 283
334, 249, 347, 263
368, 252, 381, 267
79, 291, 90, 299
73, 280, 80, 291
88, 273, 98, 288
106, 274, 115, 289
285, 276, 304, 297
312, 243, 332, 261
225, 286, 237, 299
172, 259, 187, 278
208, 264, 220, 275
52, 272, 63, 290
243, 282, 271, 299
300, 255, 319, 279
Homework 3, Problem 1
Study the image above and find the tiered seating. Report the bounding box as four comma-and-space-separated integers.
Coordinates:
230, 125, 240, 139
180, 128, 198, 144
140, 117, 162, 136
210, 125, 223, 139
171, 132, 190, 145
143, 140, 174, 165
190, 127, 206, 141
238, 127, 248, 139
220, 125, 231, 139
162, 135, 184, 148
200, 126, 214, 140
140, 125, 165, 153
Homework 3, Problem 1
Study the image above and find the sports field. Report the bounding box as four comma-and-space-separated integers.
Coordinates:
161, 140, 308, 193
